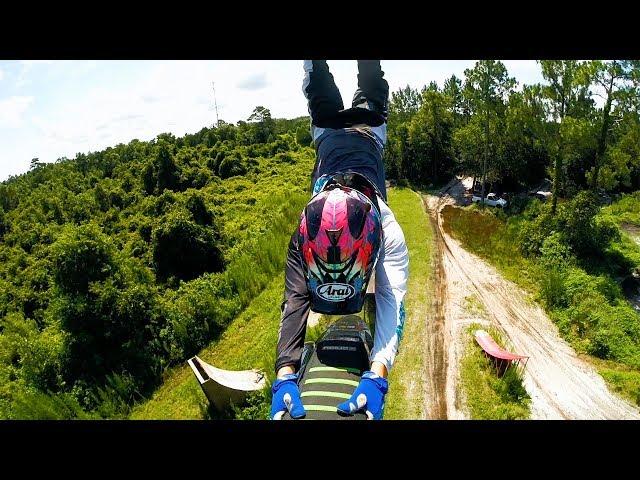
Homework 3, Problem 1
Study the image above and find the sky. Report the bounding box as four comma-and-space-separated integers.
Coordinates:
0, 60, 545, 181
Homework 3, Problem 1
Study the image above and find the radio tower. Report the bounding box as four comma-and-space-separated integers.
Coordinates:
212, 81, 220, 126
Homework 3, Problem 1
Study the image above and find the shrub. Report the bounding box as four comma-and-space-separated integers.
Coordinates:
185, 192, 213, 226
540, 232, 575, 270
539, 267, 567, 309
505, 195, 531, 215
558, 190, 617, 257
152, 210, 224, 282
218, 153, 247, 179
295, 126, 312, 147
0, 208, 7, 239
518, 208, 557, 257
275, 152, 294, 164
155, 141, 179, 192
49, 223, 116, 294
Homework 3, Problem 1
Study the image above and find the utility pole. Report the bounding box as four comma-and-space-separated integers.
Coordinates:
212, 81, 219, 127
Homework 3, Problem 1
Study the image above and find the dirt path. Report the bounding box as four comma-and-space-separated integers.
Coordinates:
422, 209, 449, 419
425, 178, 640, 420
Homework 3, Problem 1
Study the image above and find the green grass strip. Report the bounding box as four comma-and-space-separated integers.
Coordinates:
304, 378, 360, 387
309, 366, 361, 375
303, 405, 338, 412
383, 188, 434, 419
301, 391, 352, 400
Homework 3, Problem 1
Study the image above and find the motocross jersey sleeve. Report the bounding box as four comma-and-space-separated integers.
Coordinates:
370, 198, 409, 372
274, 228, 311, 374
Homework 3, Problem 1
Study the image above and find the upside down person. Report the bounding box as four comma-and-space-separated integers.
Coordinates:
271, 60, 409, 420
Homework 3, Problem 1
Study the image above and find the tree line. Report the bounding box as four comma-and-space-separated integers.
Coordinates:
384, 60, 640, 212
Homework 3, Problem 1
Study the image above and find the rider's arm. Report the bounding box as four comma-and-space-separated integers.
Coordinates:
275, 228, 311, 378
370, 199, 409, 376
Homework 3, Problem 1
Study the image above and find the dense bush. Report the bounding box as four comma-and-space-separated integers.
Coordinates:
218, 152, 247, 179
50, 223, 116, 294
0, 111, 314, 418
0, 208, 6, 239
152, 210, 224, 282
519, 190, 619, 259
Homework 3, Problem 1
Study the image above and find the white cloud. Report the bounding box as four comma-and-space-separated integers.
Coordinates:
0, 69, 4, 81
237, 72, 268, 90
0, 96, 34, 128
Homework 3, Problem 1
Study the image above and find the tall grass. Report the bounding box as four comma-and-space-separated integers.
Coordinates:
160, 191, 308, 364
602, 192, 640, 226
226, 191, 306, 306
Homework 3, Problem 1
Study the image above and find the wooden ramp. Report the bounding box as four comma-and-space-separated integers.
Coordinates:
187, 356, 266, 411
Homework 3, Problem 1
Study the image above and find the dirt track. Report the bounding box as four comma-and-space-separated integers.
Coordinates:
425, 178, 640, 420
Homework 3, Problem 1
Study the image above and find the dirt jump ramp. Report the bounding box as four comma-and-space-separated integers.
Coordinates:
187, 356, 266, 412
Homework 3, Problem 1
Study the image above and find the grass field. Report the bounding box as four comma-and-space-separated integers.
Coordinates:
383, 188, 434, 419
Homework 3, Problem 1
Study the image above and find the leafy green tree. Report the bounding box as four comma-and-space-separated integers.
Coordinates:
295, 125, 312, 147
601, 106, 640, 191
30, 158, 44, 170
389, 85, 422, 126
586, 60, 637, 190
462, 60, 516, 196
501, 85, 549, 188
247, 106, 275, 144
407, 88, 454, 184
218, 152, 247, 179
156, 141, 179, 192
185, 192, 213, 226
538, 60, 592, 212
0, 184, 19, 212
386, 85, 422, 180
443, 75, 466, 126
453, 118, 484, 182
0, 208, 6, 240
49, 223, 163, 396
50, 223, 116, 295
519, 190, 617, 259
559, 116, 598, 195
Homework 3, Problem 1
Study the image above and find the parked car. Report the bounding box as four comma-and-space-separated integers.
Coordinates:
530, 190, 552, 202
471, 192, 508, 208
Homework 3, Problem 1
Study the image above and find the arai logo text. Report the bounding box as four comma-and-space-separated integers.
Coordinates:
316, 283, 355, 302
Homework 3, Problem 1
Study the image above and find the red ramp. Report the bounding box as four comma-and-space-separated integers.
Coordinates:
474, 329, 528, 375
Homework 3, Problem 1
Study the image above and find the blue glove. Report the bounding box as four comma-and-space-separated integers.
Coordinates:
337, 371, 388, 420
270, 373, 306, 420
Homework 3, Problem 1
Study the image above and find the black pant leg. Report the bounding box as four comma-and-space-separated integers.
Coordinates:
351, 60, 390, 122
302, 60, 344, 127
